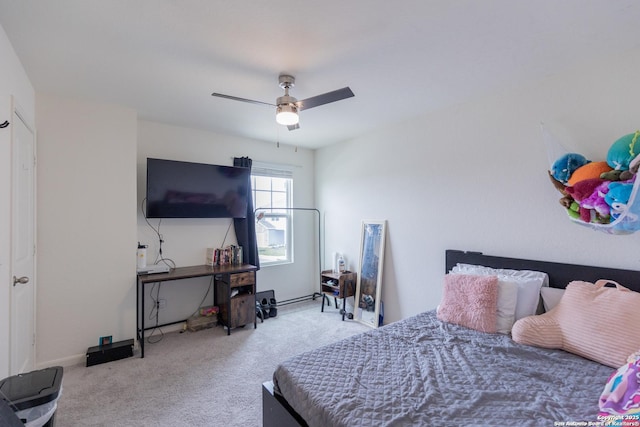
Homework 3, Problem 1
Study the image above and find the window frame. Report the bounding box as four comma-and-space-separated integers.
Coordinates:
251, 165, 293, 266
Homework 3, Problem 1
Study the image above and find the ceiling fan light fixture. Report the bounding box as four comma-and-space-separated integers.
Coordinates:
276, 104, 299, 126
212, 73, 353, 132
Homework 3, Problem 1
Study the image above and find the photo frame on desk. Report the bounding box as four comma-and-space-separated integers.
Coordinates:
354, 220, 386, 328
99, 335, 112, 347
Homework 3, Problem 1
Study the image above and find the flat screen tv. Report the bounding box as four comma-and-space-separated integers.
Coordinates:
145, 158, 250, 219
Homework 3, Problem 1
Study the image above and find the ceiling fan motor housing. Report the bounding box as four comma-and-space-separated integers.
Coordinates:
278, 74, 295, 89
276, 94, 297, 107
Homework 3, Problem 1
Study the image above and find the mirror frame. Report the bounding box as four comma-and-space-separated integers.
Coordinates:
354, 220, 386, 328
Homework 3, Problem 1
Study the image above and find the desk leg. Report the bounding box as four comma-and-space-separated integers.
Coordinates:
227, 281, 231, 336
136, 278, 139, 357
140, 280, 145, 358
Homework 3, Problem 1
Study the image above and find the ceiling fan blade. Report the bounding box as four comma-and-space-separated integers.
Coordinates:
287, 123, 300, 131
296, 87, 354, 111
211, 93, 275, 107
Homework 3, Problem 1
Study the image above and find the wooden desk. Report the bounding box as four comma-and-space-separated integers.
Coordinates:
136, 263, 258, 358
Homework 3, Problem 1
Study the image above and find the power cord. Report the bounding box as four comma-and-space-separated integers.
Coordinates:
220, 219, 233, 248
147, 282, 164, 344
141, 197, 176, 269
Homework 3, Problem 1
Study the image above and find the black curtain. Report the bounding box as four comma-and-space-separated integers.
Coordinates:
233, 157, 260, 269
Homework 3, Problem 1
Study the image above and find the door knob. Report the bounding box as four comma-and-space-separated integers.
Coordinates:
13, 276, 29, 286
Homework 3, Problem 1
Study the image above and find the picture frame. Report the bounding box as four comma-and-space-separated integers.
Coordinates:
354, 220, 386, 328
99, 335, 112, 347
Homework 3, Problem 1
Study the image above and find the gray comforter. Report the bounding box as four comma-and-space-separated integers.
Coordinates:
273, 310, 614, 427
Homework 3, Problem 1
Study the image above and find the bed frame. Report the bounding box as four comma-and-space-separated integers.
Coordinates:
262, 249, 640, 427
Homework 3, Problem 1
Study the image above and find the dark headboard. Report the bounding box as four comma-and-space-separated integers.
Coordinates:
446, 249, 640, 292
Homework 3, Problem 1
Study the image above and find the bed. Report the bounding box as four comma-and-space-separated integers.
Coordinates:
262, 249, 640, 427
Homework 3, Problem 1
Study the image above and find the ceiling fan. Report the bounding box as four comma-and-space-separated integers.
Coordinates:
211, 74, 354, 131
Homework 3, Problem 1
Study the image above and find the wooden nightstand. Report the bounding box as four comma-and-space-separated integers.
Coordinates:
320, 270, 357, 320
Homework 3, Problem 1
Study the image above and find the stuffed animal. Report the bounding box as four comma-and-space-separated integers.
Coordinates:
548, 170, 568, 195
598, 350, 640, 421
619, 154, 640, 181
605, 181, 635, 219
607, 131, 640, 170
600, 170, 625, 181
568, 161, 612, 186
551, 153, 590, 185
566, 201, 580, 219
566, 178, 609, 223
566, 178, 605, 202
581, 181, 611, 218
548, 171, 574, 208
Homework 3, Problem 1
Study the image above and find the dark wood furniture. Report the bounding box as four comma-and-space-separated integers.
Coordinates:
320, 270, 356, 320
215, 270, 257, 333
136, 263, 258, 358
262, 249, 640, 426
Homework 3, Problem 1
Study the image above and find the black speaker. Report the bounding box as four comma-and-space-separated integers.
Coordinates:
86, 339, 134, 367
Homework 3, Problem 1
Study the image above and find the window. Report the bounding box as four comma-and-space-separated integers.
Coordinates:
251, 165, 293, 266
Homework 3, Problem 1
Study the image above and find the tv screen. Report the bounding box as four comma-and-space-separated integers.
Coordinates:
146, 158, 250, 218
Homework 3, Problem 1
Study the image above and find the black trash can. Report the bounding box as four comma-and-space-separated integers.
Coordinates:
0, 366, 63, 427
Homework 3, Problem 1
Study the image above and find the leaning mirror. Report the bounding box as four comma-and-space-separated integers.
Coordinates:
354, 220, 386, 328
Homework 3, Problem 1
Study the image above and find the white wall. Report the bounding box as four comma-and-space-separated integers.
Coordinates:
10, 23, 640, 367
36, 93, 137, 366
0, 24, 35, 379
317, 46, 640, 325
137, 121, 317, 328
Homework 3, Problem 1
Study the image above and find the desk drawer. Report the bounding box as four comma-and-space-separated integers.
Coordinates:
231, 294, 255, 327
230, 271, 255, 287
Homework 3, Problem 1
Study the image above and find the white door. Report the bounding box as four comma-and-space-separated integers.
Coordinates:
10, 106, 36, 374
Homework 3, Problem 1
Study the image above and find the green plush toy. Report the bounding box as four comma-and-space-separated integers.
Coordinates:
607, 131, 640, 170
567, 201, 580, 219
600, 169, 625, 181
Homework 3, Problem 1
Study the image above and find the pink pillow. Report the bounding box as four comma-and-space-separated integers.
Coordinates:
437, 274, 499, 333
512, 280, 640, 368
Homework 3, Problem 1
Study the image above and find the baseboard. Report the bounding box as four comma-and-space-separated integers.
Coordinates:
35, 323, 186, 370
36, 353, 85, 370
143, 322, 185, 337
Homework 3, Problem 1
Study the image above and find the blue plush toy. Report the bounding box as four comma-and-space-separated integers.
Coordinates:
551, 153, 590, 185
607, 131, 640, 170
605, 181, 634, 219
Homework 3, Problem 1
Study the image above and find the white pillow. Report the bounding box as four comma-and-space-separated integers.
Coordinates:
495, 279, 518, 334
452, 263, 548, 321
449, 271, 518, 334
540, 287, 564, 312
454, 263, 549, 287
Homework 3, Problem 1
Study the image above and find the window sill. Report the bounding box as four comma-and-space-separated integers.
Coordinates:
260, 260, 293, 268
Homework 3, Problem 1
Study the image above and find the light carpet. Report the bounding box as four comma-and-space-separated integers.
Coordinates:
55, 300, 369, 426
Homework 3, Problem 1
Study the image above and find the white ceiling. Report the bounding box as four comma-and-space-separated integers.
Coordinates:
1, 1, 639, 149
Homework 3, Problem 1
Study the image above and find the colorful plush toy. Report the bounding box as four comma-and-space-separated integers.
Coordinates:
566, 201, 580, 219
598, 350, 640, 424
600, 170, 626, 181
566, 178, 605, 202
548, 170, 568, 194
605, 181, 635, 219
548, 132, 640, 231
581, 181, 611, 218
607, 131, 640, 170
566, 179, 608, 222
548, 171, 574, 208
551, 153, 590, 185
567, 161, 612, 186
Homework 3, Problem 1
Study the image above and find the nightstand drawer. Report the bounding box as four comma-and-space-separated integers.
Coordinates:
230, 271, 255, 287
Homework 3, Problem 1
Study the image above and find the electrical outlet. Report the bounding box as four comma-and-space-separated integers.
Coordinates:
158, 299, 166, 309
